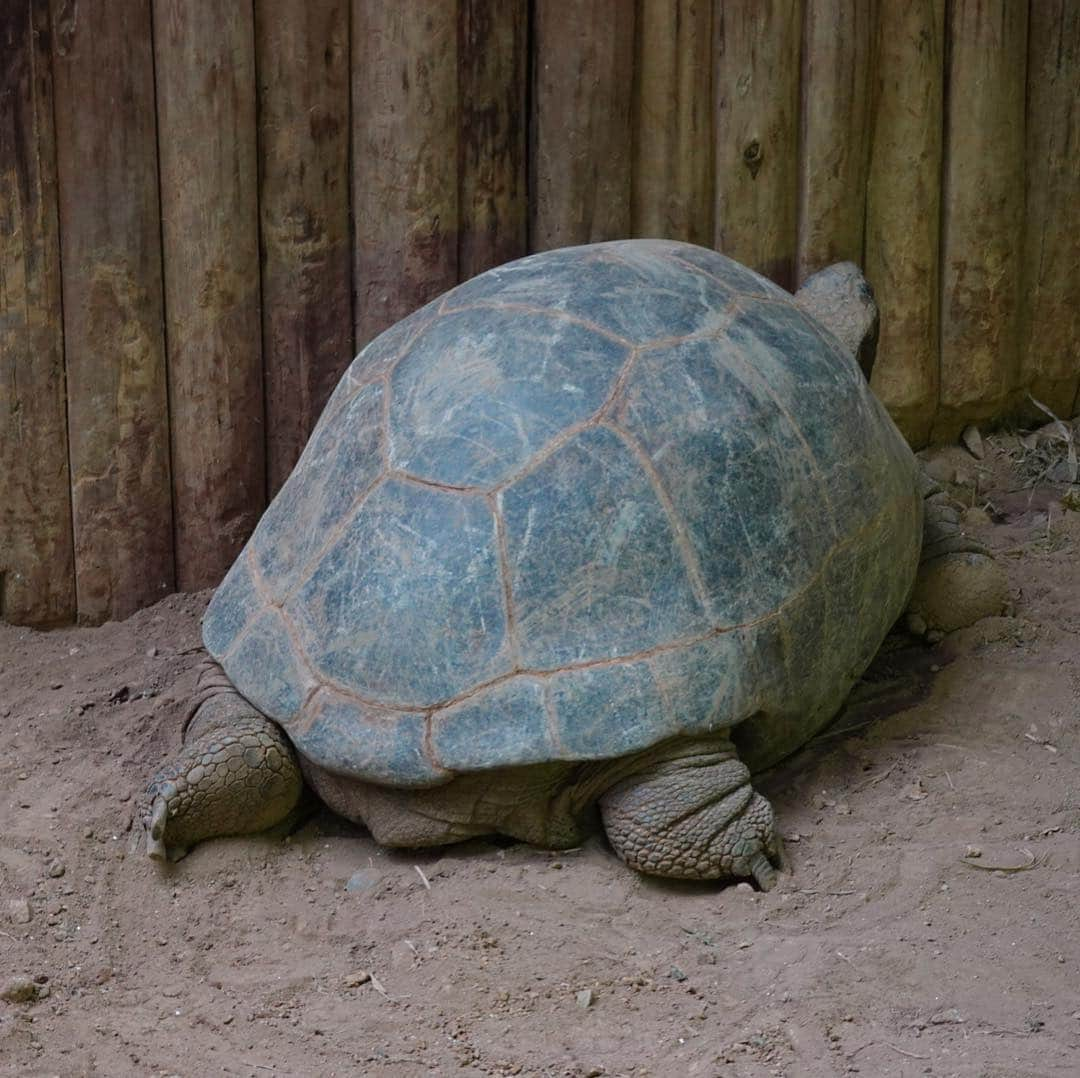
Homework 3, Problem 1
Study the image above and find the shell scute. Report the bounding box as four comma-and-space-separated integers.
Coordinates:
615, 335, 834, 625
547, 661, 667, 760
226, 608, 314, 721
253, 381, 385, 598
388, 306, 627, 488
429, 678, 553, 772
203, 551, 260, 658
499, 425, 710, 669
289, 479, 510, 709
296, 689, 444, 787
445, 240, 739, 345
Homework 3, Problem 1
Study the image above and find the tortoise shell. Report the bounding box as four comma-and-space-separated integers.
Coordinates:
203, 240, 920, 787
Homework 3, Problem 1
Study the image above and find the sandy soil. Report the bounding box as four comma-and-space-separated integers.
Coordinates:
2, 435, 1079, 1077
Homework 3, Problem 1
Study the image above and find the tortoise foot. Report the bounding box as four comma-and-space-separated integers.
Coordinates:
908, 551, 1008, 637
140, 662, 303, 861
598, 737, 781, 888
910, 473, 1008, 637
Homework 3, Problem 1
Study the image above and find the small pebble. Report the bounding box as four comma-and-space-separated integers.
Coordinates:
47, 859, 66, 878
8, 899, 32, 925
735, 882, 755, 894
575, 988, 594, 1009
965, 845, 982, 859
668, 966, 687, 982
345, 868, 382, 893
961, 424, 984, 460
930, 1007, 964, 1025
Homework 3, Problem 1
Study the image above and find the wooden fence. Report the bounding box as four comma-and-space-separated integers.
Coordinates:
1, 0, 1078, 627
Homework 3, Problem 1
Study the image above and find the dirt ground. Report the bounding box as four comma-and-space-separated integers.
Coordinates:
2, 432, 1079, 1077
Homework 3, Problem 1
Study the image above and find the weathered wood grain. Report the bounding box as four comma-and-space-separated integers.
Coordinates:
1020, 0, 1080, 420
154, 1, 265, 590
352, 1, 459, 346
0, 0, 74, 625
458, 0, 528, 281
256, 0, 353, 496
937, 0, 1027, 436
530, 0, 635, 251
796, 0, 879, 285
865, 0, 944, 447
632, 0, 713, 245
712, 0, 800, 289
51, 0, 174, 623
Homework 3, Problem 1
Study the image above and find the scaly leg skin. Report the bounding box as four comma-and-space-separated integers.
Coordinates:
139, 659, 303, 862
907, 475, 1008, 640
598, 737, 781, 889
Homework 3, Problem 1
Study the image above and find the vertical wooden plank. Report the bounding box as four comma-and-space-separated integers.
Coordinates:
796, 0, 879, 284
51, 0, 174, 624
255, 0, 352, 497
713, 0, 801, 289
937, 1, 1027, 437
1021, 0, 1080, 419
632, 0, 713, 245
352, 1, 459, 346
154, 2, 264, 591
458, 0, 528, 280
0, 0, 73, 625
531, 0, 635, 252
864, 0, 944, 447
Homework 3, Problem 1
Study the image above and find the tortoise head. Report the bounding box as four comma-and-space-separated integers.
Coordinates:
793, 262, 879, 380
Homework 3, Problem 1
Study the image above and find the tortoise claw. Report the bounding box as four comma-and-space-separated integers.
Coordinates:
749, 851, 778, 891
145, 796, 169, 861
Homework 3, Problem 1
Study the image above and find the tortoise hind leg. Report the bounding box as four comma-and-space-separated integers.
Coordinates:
140, 659, 303, 861
597, 736, 781, 889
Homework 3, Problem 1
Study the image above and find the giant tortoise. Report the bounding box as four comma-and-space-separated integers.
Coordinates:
140, 240, 1005, 888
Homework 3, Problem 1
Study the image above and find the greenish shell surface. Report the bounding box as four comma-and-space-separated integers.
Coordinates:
203, 240, 920, 787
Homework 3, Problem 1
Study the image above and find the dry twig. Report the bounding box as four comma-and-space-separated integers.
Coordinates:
849, 1041, 929, 1061
852, 764, 895, 794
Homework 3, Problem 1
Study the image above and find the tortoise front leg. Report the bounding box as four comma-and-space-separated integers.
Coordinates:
596, 736, 781, 889
907, 471, 1008, 639
139, 659, 303, 861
